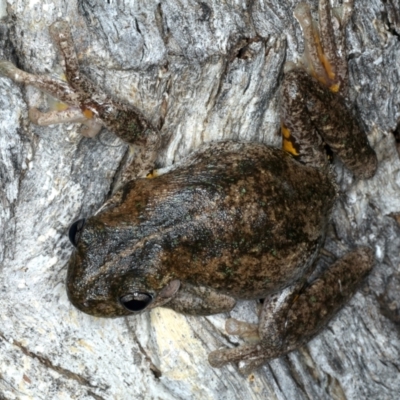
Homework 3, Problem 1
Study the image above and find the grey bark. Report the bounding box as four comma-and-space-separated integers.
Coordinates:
1, 0, 400, 399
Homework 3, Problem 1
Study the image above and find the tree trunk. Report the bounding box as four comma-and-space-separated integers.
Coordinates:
1, 0, 400, 399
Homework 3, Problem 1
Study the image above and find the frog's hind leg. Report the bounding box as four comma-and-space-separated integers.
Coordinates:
208, 247, 374, 374
279, 0, 350, 168
281, 0, 377, 179
208, 283, 303, 372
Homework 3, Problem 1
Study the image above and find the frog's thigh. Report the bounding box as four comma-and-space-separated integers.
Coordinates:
164, 283, 236, 316
209, 247, 373, 373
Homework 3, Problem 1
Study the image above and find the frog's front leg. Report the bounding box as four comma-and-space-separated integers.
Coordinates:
0, 60, 79, 105
48, 22, 160, 175
0, 22, 161, 177
0, 60, 102, 137
0, 22, 158, 145
208, 247, 374, 374
163, 283, 236, 316
49, 21, 158, 145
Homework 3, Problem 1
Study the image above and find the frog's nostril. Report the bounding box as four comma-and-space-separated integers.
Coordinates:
120, 292, 153, 312
68, 219, 85, 247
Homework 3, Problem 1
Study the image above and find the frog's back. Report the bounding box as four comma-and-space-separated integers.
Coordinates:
100, 141, 337, 299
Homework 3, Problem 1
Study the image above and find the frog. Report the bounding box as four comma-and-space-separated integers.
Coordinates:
0, 0, 377, 374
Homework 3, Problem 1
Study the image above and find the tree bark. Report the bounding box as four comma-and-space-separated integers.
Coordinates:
1, 0, 400, 399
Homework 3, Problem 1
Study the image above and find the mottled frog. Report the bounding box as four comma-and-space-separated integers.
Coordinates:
0, 0, 377, 374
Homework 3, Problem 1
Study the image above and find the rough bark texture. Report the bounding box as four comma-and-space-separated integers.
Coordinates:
1, 0, 400, 399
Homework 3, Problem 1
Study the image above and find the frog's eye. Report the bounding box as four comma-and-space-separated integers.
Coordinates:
68, 219, 85, 247
120, 292, 153, 312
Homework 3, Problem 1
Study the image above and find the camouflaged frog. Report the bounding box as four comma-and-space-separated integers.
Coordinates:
0, 0, 377, 374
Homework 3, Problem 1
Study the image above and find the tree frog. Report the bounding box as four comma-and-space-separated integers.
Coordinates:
0, 0, 377, 374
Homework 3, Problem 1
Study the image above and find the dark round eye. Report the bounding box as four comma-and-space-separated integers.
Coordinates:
68, 219, 85, 247
120, 292, 153, 312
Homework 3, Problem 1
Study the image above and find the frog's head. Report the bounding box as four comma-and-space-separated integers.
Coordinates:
67, 217, 180, 317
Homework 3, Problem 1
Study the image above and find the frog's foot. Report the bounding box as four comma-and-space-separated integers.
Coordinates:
209, 247, 374, 373
29, 107, 84, 125
0, 60, 27, 82
294, 0, 353, 93
224, 318, 260, 343
28, 107, 102, 137
79, 120, 103, 138
208, 342, 273, 375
